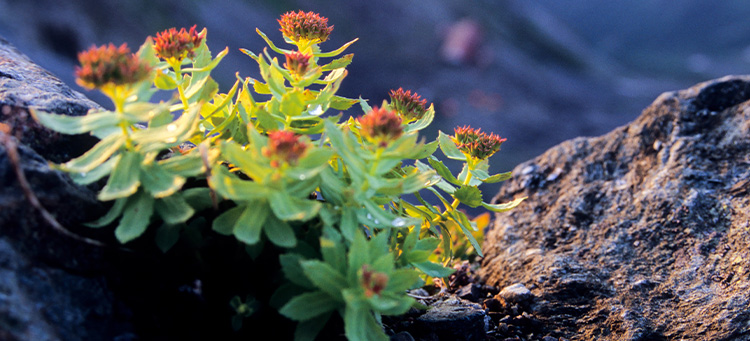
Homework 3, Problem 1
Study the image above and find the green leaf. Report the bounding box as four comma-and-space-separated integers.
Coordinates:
85, 197, 127, 228
140, 162, 186, 198
155, 194, 194, 225
428, 156, 460, 185
155, 223, 181, 253
68, 153, 120, 185
330, 95, 358, 110
411, 140, 439, 160
438, 130, 465, 161
279, 291, 340, 321
414, 237, 441, 251
294, 312, 332, 341
59, 134, 125, 173
98, 152, 143, 201
386, 269, 421, 292
472, 169, 513, 184
255, 28, 292, 55
115, 190, 154, 243
131, 103, 201, 153
218, 141, 271, 183
182, 187, 214, 212
321, 54, 354, 71
414, 261, 455, 278
159, 153, 205, 177
449, 210, 482, 257
280, 89, 305, 117
233, 202, 269, 245
264, 214, 297, 248
348, 232, 369, 280
358, 96, 372, 113
343, 298, 388, 341
453, 185, 483, 208
280, 253, 315, 289
481, 197, 526, 212
301, 260, 346, 300
269, 191, 321, 222
154, 71, 178, 90
320, 230, 346, 274
209, 166, 270, 201
182, 46, 229, 73
405, 103, 435, 133
316, 38, 359, 58
212, 205, 244, 235
31, 109, 122, 135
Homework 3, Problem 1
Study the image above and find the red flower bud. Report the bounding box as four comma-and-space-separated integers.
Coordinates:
389, 88, 428, 121
284, 51, 311, 77
357, 107, 403, 147
153, 25, 205, 62
453, 125, 506, 160
75, 43, 151, 90
278, 11, 333, 43
262, 130, 308, 166
360, 265, 389, 298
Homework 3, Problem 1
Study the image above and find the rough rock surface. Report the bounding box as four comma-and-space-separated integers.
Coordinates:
481, 75, 750, 340
1, 34, 100, 162
0, 35, 125, 341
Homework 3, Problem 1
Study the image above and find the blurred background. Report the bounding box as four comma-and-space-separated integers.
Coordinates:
2, 0, 750, 196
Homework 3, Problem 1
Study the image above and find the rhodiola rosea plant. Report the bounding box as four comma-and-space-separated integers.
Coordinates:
32, 11, 524, 341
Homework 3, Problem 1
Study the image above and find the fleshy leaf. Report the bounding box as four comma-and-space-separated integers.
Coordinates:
114, 190, 155, 243
453, 185, 483, 208
438, 130, 466, 161
98, 152, 143, 201
279, 291, 340, 321
481, 197, 526, 212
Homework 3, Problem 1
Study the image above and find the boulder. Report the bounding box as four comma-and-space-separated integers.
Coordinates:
0, 34, 128, 341
481, 75, 750, 340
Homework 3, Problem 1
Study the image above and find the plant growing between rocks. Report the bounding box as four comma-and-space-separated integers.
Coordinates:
32, 10, 524, 341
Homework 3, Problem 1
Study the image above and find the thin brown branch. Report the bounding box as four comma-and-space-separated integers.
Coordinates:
0, 131, 107, 247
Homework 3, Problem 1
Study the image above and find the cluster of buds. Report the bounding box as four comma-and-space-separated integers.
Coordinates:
153, 25, 205, 62
357, 107, 403, 147
278, 10, 334, 43
284, 51, 312, 77
262, 130, 309, 167
453, 125, 506, 160
75, 43, 151, 90
360, 265, 389, 298
389, 88, 428, 122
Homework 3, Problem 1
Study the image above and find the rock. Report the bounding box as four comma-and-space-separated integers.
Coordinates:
414, 296, 488, 341
481, 75, 750, 340
498, 283, 531, 304
0, 34, 100, 162
0, 36, 123, 341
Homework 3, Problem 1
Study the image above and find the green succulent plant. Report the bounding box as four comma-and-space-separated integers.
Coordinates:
33, 10, 524, 341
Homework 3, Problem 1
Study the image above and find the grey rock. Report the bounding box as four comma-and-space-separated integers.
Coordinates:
415, 296, 487, 341
498, 283, 531, 303
481, 75, 750, 340
0, 34, 100, 162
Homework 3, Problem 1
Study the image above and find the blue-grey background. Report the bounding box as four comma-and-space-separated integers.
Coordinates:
2, 0, 749, 198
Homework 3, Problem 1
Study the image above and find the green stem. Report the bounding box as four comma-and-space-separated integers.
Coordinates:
172, 61, 189, 110
113, 86, 134, 150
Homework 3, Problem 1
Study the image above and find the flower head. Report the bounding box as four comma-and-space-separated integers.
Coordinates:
75, 43, 151, 90
389, 88, 428, 122
153, 25, 205, 62
357, 107, 403, 147
284, 51, 312, 77
278, 10, 333, 43
262, 130, 308, 167
453, 125, 506, 160
360, 265, 389, 298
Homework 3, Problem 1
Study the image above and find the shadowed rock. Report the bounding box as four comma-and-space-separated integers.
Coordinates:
481, 75, 750, 340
